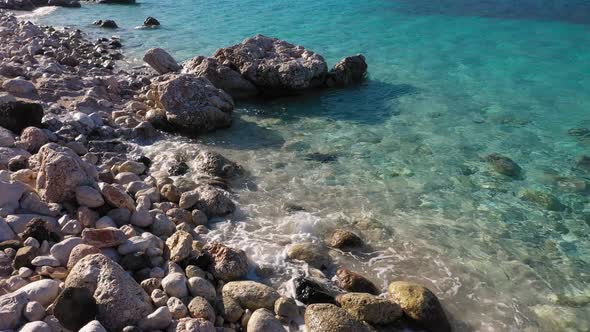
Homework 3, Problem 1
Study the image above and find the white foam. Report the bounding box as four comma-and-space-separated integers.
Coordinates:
16, 6, 58, 20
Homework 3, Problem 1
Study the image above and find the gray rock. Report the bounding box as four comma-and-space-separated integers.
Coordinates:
78, 320, 107, 332
143, 48, 181, 75
222, 281, 279, 311
325, 54, 368, 87
19, 321, 52, 332
187, 296, 215, 322
75, 186, 104, 208
287, 242, 331, 270
161, 272, 188, 298
187, 277, 216, 303
167, 296, 188, 319
65, 254, 154, 331
138, 306, 172, 330
0, 216, 16, 241
247, 308, 286, 332
304, 303, 373, 332
24, 300, 45, 321
336, 292, 402, 325
50, 237, 84, 266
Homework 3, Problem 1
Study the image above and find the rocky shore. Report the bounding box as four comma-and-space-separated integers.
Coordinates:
0, 8, 453, 332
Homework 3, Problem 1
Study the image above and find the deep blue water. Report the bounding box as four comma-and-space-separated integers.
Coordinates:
31, 0, 590, 330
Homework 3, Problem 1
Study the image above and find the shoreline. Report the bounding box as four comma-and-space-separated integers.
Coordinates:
0, 7, 454, 332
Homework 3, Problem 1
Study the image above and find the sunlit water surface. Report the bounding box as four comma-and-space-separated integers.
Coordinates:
32, 1, 590, 330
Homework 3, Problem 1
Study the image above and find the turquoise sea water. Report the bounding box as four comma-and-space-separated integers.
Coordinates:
32, 1, 590, 330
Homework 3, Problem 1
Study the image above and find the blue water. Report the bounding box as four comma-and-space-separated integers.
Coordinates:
33, 1, 590, 330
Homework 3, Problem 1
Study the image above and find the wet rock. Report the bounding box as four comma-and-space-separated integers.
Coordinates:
53, 287, 98, 331
334, 268, 379, 295
576, 155, 590, 173
66, 254, 154, 331
294, 276, 335, 305
484, 153, 522, 178
193, 185, 235, 217
214, 34, 328, 94
166, 230, 193, 262
519, 189, 565, 211
326, 229, 363, 249
169, 161, 190, 176
36, 143, 97, 203
247, 308, 286, 332
143, 48, 181, 74
204, 241, 248, 281
148, 74, 234, 134
336, 292, 402, 325
182, 56, 258, 99
101, 184, 135, 211
195, 150, 240, 178
325, 54, 368, 87
0, 101, 43, 134
304, 152, 338, 163
222, 281, 280, 311
287, 242, 331, 269
274, 296, 298, 322
94, 19, 118, 29
187, 296, 215, 322
387, 281, 450, 332
144, 16, 160, 26
304, 303, 373, 332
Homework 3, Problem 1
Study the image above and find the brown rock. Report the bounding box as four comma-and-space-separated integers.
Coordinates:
326, 229, 363, 249
204, 241, 248, 281
336, 292, 402, 325
335, 268, 379, 295
67, 244, 101, 270
101, 184, 135, 211
81, 228, 126, 248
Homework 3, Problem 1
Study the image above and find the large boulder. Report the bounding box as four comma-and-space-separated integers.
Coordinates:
325, 54, 368, 87
214, 34, 328, 94
147, 74, 234, 134
214, 35, 328, 94
65, 254, 154, 331
0, 101, 43, 134
304, 303, 373, 332
143, 48, 181, 75
387, 281, 450, 332
182, 56, 258, 99
35, 143, 97, 203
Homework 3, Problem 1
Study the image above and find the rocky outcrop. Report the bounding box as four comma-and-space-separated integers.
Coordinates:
387, 281, 450, 332
214, 34, 328, 94
182, 56, 258, 99
325, 54, 368, 87
35, 143, 97, 203
65, 254, 154, 331
143, 48, 181, 75
147, 74, 234, 134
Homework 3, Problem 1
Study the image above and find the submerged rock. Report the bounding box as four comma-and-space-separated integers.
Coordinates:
147, 74, 234, 134
143, 48, 181, 75
484, 153, 522, 178
294, 276, 336, 305
214, 34, 328, 94
326, 229, 363, 249
334, 268, 379, 295
387, 281, 450, 332
519, 189, 565, 211
287, 242, 331, 269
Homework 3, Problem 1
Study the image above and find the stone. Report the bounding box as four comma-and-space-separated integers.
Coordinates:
120, 252, 151, 271
13, 246, 38, 269
0, 147, 31, 170
167, 296, 188, 319
325, 54, 368, 87
274, 296, 298, 322
151, 288, 168, 307
5, 215, 58, 235
50, 237, 84, 266
160, 184, 181, 203
0, 126, 16, 147
143, 48, 181, 75
148, 74, 234, 134
65, 254, 154, 331
19, 321, 52, 332
174, 317, 216, 332
76, 186, 105, 208
247, 308, 286, 332
485, 153, 522, 177
519, 189, 565, 211
20, 218, 56, 243
166, 230, 193, 262
0, 217, 15, 242
31, 255, 60, 267
115, 172, 140, 185
304, 303, 372, 332
144, 16, 160, 26
9, 279, 61, 306
293, 276, 335, 305
222, 281, 280, 311
36, 143, 97, 203
387, 281, 450, 332
2, 79, 37, 98
24, 300, 45, 321
576, 155, 590, 173
101, 184, 135, 211
20, 127, 48, 153
0, 180, 25, 216
326, 229, 363, 249
53, 287, 98, 331
162, 272, 189, 298
182, 56, 258, 99
139, 306, 172, 330
0, 291, 27, 329
187, 296, 215, 322
81, 228, 126, 248
287, 242, 331, 269
95, 216, 116, 228
334, 268, 379, 295
179, 191, 199, 209
336, 292, 402, 325
95, 19, 118, 28
191, 209, 208, 226
0, 101, 43, 135
204, 241, 248, 281
214, 34, 328, 93
150, 212, 176, 237
79, 320, 107, 332
67, 244, 100, 270
194, 150, 240, 178
166, 207, 192, 225
130, 209, 153, 227
187, 277, 216, 302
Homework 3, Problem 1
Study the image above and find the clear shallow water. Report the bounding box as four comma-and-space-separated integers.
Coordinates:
34, 1, 590, 330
